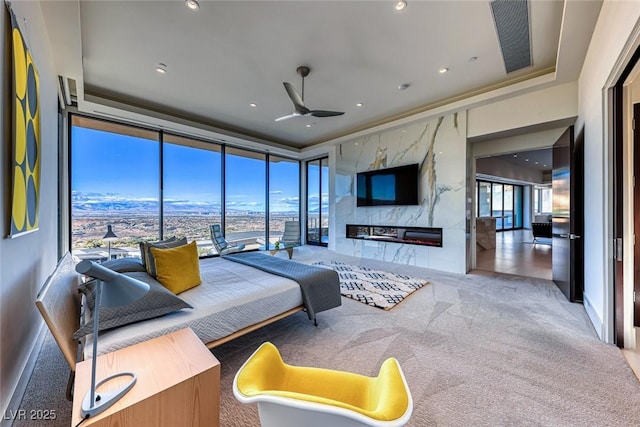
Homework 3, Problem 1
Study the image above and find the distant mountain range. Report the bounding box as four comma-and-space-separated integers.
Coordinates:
71, 192, 300, 215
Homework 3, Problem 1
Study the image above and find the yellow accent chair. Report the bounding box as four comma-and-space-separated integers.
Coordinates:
233, 342, 413, 427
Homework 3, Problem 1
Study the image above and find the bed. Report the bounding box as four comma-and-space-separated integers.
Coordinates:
35, 251, 341, 399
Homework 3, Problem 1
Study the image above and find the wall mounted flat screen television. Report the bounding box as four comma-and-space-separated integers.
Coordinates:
357, 163, 420, 207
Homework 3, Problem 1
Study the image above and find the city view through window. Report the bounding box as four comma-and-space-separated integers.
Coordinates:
71, 116, 301, 260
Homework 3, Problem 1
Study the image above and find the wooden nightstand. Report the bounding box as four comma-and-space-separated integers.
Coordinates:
71, 328, 220, 426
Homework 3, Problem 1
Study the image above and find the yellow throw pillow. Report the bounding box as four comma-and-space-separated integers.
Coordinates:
150, 241, 201, 294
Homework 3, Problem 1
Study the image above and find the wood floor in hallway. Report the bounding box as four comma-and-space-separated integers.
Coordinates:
475, 229, 552, 280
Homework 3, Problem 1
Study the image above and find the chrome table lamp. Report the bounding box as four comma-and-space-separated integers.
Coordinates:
75, 260, 150, 418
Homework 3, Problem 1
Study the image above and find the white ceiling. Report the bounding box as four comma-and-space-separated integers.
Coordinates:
40, 0, 603, 150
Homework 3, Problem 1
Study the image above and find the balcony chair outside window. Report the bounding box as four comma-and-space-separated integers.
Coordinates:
279, 221, 301, 247
233, 342, 413, 427
210, 224, 245, 255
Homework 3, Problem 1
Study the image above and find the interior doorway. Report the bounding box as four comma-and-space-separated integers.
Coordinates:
611, 44, 640, 349
473, 148, 553, 280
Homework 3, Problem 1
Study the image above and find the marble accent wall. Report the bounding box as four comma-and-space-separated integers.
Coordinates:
334, 112, 467, 273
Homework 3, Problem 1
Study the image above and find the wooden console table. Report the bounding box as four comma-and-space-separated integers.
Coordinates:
72, 328, 220, 426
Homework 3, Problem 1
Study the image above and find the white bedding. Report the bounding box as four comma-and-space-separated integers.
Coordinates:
85, 256, 303, 358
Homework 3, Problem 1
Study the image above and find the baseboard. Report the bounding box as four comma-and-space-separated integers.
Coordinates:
1, 323, 46, 427
583, 294, 606, 341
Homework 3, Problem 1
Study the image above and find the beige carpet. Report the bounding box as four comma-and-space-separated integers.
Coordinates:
14, 245, 640, 426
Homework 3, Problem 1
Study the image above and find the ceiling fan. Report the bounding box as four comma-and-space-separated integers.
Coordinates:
275, 66, 345, 122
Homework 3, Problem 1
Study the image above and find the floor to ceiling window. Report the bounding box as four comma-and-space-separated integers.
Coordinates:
70, 114, 301, 259
306, 157, 329, 246
269, 155, 300, 243
224, 147, 266, 249
70, 116, 159, 257
163, 133, 222, 255
476, 179, 523, 231
534, 186, 553, 216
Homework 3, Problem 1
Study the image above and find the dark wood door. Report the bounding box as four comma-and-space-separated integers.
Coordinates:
552, 126, 584, 302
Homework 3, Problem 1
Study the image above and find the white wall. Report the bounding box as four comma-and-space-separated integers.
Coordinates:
577, 0, 640, 343
468, 82, 578, 138
0, 1, 60, 414
333, 113, 467, 274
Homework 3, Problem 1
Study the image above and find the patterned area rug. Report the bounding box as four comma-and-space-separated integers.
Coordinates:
313, 260, 430, 310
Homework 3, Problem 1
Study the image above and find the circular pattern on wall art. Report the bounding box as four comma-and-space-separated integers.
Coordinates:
10, 18, 40, 236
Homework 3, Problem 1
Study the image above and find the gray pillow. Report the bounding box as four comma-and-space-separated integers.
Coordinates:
141, 237, 188, 277
139, 236, 176, 267
100, 257, 145, 273
73, 271, 192, 339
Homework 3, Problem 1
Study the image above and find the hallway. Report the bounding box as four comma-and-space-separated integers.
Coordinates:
476, 229, 552, 280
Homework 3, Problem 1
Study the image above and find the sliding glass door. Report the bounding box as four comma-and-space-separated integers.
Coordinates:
476, 180, 523, 231
306, 157, 329, 246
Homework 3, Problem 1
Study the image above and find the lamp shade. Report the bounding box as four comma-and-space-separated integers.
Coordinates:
76, 260, 149, 308
103, 225, 118, 242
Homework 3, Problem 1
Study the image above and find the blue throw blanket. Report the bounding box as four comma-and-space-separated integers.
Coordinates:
223, 252, 341, 322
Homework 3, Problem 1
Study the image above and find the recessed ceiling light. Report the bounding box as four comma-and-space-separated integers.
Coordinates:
401, 129, 406, 133
185, 0, 200, 11
525, 158, 529, 162
469, 56, 478, 62
543, 164, 547, 167
398, 83, 410, 91
356, 102, 364, 107
535, 161, 539, 165
249, 103, 257, 107
394, 1, 407, 11
306, 124, 312, 128
155, 63, 167, 74
513, 154, 518, 158
439, 67, 449, 74
355, 142, 359, 146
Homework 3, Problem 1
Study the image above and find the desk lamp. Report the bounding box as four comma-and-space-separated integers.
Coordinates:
75, 260, 150, 418
103, 225, 117, 260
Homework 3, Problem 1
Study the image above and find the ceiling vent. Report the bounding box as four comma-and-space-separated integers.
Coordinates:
490, 0, 532, 73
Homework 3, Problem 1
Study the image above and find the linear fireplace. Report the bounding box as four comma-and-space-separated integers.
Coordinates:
346, 224, 443, 247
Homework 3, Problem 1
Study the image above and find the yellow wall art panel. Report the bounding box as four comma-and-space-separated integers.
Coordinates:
10, 9, 40, 237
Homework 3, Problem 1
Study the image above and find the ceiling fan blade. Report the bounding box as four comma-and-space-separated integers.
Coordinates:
283, 82, 307, 114
274, 113, 299, 122
309, 110, 345, 118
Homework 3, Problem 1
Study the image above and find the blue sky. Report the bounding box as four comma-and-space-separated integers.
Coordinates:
72, 126, 304, 212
